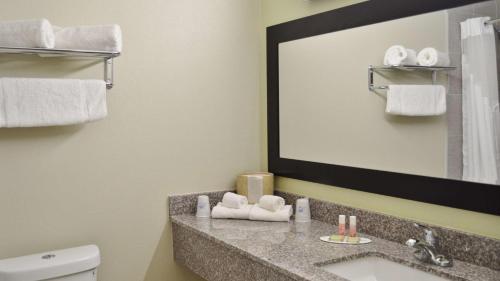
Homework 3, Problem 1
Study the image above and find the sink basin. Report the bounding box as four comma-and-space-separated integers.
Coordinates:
319, 256, 450, 281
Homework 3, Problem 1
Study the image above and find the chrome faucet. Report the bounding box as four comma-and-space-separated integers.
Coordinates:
405, 223, 453, 267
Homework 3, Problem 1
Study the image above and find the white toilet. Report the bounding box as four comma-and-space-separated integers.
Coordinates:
0, 245, 100, 281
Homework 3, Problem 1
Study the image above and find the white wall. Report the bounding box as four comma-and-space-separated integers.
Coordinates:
0, 1, 261, 281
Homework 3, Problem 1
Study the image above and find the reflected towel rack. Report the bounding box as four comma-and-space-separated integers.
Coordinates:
0, 46, 121, 89
368, 65, 456, 92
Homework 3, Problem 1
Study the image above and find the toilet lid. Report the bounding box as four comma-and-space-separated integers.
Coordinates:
0, 245, 100, 281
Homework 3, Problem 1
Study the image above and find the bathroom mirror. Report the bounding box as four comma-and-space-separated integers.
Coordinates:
267, 0, 500, 215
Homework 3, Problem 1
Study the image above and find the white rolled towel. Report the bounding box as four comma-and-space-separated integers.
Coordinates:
54, 24, 122, 52
0, 78, 107, 127
221, 192, 248, 209
383, 45, 418, 66
249, 204, 292, 222
258, 195, 285, 212
211, 203, 253, 220
0, 19, 55, 48
417, 48, 450, 67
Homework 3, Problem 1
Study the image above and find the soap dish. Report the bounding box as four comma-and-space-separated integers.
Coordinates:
320, 236, 372, 245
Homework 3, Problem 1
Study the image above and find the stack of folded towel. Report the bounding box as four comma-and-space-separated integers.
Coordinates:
383, 45, 449, 67
249, 195, 292, 222
0, 18, 122, 52
212, 192, 252, 219
211, 193, 292, 222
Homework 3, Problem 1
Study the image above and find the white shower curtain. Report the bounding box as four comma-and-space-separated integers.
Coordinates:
461, 17, 500, 184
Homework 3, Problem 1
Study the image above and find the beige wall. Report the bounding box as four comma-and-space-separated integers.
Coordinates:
0, 1, 260, 281
261, 0, 500, 239
279, 11, 447, 178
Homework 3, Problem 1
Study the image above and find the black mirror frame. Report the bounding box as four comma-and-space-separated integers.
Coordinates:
267, 0, 500, 215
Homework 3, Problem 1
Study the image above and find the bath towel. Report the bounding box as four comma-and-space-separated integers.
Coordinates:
0, 78, 107, 127
385, 85, 446, 116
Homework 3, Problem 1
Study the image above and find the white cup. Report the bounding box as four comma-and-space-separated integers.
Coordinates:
196, 195, 211, 218
295, 198, 311, 222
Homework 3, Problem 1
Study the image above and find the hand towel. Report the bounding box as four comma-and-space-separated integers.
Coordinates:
0, 78, 107, 127
54, 24, 122, 52
221, 192, 248, 209
385, 85, 446, 116
211, 203, 253, 220
383, 45, 417, 66
0, 19, 55, 48
258, 195, 285, 212
249, 204, 292, 222
417, 48, 450, 67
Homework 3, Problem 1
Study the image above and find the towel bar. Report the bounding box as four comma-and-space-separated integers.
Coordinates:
368, 65, 456, 92
0, 46, 120, 89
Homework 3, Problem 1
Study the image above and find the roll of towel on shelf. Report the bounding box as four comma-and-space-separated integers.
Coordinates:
211, 203, 253, 220
385, 85, 446, 116
0, 78, 107, 127
249, 204, 293, 222
258, 195, 285, 212
417, 48, 450, 67
0, 19, 55, 48
383, 45, 417, 66
221, 192, 248, 209
54, 24, 122, 52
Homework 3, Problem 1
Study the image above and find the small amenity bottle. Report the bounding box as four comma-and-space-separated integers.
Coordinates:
338, 215, 346, 237
349, 216, 357, 237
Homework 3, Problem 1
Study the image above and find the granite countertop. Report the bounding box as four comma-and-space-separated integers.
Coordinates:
171, 215, 500, 281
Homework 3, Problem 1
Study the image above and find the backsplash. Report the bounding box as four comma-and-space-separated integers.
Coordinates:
169, 190, 500, 271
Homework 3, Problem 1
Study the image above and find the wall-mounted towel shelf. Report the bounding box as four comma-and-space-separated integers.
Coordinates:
368, 65, 456, 92
0, 46, 121, 89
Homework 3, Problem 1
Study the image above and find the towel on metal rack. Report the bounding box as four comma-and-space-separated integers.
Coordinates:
0, 78, 107, 127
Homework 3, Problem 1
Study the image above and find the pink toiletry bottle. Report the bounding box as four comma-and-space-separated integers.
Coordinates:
349, 216, 357, 237
339, 215, 346, 237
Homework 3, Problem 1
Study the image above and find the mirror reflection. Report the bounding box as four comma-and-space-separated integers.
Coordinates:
279, 1, 500, 185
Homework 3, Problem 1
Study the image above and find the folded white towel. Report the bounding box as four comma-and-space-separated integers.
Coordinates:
0, 19, 55, 48
383, 45, 417, 66
385, 85, 446, 116
54, 24, 122, 52
249, 204, 292, 222
258, 195, 285, 212
211, 203, 253, 220
221, 192, 248, 209
0, 78, 107, 127
417, 48, 450, 67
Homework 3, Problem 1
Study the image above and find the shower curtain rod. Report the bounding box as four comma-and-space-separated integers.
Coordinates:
485, 18, 500, 25
485, 18, 500, 32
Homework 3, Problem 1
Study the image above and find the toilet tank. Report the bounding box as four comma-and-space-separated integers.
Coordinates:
0, 245, 100, 281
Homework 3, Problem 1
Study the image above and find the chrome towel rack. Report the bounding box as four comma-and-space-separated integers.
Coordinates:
0, 46, 121, 89
368, 65, 456, 92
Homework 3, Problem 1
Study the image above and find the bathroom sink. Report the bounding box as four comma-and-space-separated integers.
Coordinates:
319, 256, 450, 281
